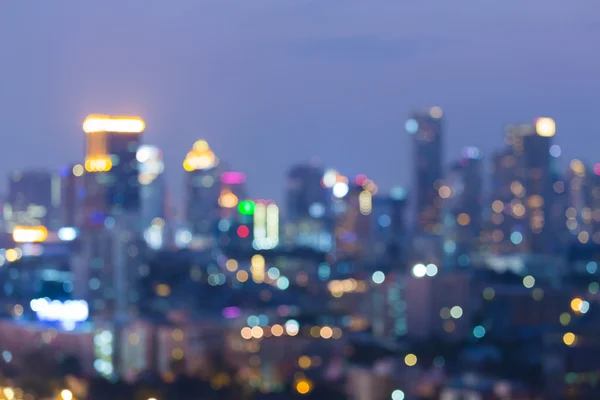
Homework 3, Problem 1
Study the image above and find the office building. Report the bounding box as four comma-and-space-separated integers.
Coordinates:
183, 139, 221, 248
137, 145, 166, 250
4, 169, 60, 232
444, 147, 483, 267
75, 115, 145, 319
284, 163, 333, 252
406, 107, 444, 235
60, 163, 85, 228
487, 118, 556, 255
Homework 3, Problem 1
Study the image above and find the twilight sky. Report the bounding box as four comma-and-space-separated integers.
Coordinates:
1, 0, 600, 213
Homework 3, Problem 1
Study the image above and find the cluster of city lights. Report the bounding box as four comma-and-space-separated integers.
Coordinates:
12, 225, 48, 243
327, 278, 367, 297
411, 263, 438, 278
0, 248, 23, 265
240, 321, 342, 340
183, 140, 218, 171
83, 115, 145, 134
240, 319, 300, 339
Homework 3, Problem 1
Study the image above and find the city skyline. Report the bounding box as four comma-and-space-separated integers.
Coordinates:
2, 0, 600, 206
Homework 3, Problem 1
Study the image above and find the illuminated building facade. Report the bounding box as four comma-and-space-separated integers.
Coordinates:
216, 171, 247, 247
76, 115, 145, 319
60, 163, 85, 228
82, 115, 144, 229
487, 119, 556, 255
137, 145, 166, 250
406, 107, 444, 235
334, 176, 377, 261
284, 163, 333, 251
253, 199, 280, 250
183, 139, 221, 247
444, 147, 483, 267
4, 169, 59, 232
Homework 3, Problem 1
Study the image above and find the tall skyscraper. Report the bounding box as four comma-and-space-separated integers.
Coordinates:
252, 199, 280, 250
370, 186, 408, 265
286, 163, 328, 220
60, 163, 85, 228
183, 139, 221, 248
4, 169, 59, 233
216, 171, 247, 248
486, 118, 557, 255
137, 145, 166, 250
406, 107, 444, 235
333, 175, 377, 261
444, 147, 483, 267
76, 115, 145, 320
284, 163, 332, 251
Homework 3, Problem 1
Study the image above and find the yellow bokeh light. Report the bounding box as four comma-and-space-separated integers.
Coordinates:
578, 231, 590, 244
563, 332, 576, 346
60, 390, 72, 400
271, 324, 284, 337
83, 115, 145, 134
251, 326, 264, 339
3, 388, 14, 400
492, 200, 504, 213
457, 213, 471, 226
72, 164, 84, 177
226, 259, 238, 272
570, 159, 585, 176
241, 327, 252, 339
320, 326, 333, 339
535, 117, 555, 137
571, 298, 583, 313
512, 203, 526, 218
296, 379, 312, 395
5, 248, 18, 263
12, 226, 48, 243
438, 186, 451, 199
156, 284, 171, 297
183, 139, 218, 171
85, 156, 113, 173
13, 304, 23, 317
404, 353, 418, 367
219, 191, 239, 208
172, 348, 184, 360
236, 270, 249, 283
298, 355, 312, 369
429, 106, 443, 119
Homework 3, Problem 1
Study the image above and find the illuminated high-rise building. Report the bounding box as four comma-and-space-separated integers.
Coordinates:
370, 186, 408, 265
216, 171, 247, 247
4, 169, 60, 232
284, 163, 333, 251
60, 163, 85, 228
334, 175, 377, 261
253, 199, 280, 250
444, 147, 483, 267
137, 145, 166, 250
406, 107, 444, 235
286, 163, 328, 220
183, 139, 221, 248
82, 115, 144, 229
75, 115, 145, 320
487, 118, 557, 255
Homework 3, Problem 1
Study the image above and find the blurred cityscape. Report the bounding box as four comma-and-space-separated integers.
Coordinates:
0, 111, 596, 400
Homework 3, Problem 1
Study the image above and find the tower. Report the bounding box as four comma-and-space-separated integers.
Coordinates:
183, 139, 221, 249
406, 107, 444, 235
444, 147, 483, 267
76, 115, 145, 319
